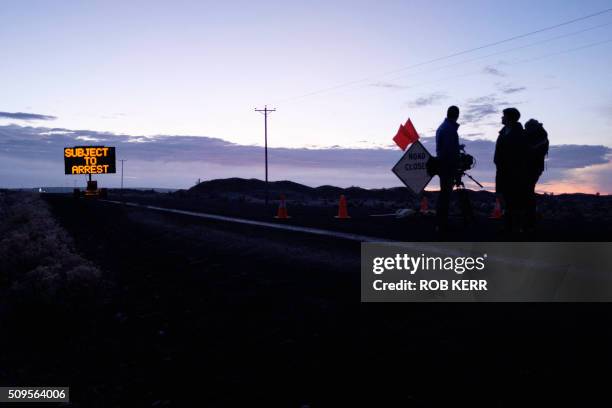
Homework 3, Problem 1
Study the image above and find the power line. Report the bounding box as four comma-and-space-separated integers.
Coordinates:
376, 20, 612, 86
274, 7, 612, 103
269, 34, 612, 110
512, 37, 612, 65
278, 36, 612, 127
319, 22, 612, 99
361, 37, 612, 102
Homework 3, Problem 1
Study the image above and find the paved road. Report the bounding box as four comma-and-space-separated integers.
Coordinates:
101, 190, 612, 242
101, 199, 395, 242
22, 195, 612, 406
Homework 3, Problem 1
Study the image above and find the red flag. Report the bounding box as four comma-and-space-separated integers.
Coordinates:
392, 118, 420, 150
403, 118, 420, 144
393, 124, 410, 150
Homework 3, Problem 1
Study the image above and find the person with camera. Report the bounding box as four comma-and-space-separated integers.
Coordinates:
494, 107, 528, 232
435, 105, 461, 231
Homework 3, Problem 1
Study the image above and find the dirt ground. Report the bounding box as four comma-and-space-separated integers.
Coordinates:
1, 194, 611, 406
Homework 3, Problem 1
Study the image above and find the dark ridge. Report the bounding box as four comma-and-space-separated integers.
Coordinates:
184, 177, 488, 201
188, 178, 269, 193
188, 178, 315, 196
180, 178, 610, 207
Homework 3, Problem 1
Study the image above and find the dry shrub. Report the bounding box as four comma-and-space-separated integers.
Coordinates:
0, 191, 102, 304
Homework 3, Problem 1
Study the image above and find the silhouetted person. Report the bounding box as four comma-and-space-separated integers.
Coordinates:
435, 105, 461, 231
524, 119, 549, 229
494, 107, 528, 232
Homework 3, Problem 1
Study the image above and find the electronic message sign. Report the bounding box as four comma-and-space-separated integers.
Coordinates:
64, 146, 116, 175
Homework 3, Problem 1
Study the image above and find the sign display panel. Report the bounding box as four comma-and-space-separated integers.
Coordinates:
64, 146, 116, 175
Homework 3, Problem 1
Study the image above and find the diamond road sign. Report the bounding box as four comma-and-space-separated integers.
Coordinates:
391, 140, 433, 195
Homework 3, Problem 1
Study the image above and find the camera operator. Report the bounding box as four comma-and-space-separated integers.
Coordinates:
435, 105, 461, 231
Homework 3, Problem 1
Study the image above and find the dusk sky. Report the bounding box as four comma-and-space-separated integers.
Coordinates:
1, 1, 611, 193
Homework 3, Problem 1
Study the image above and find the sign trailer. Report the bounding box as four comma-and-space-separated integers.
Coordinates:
64, 146, 116, 197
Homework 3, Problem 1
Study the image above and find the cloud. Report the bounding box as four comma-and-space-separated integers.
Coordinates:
0, 125, 609, 193
461, 95, 510, 124
538, 155, 612, 194
0, 111, 57, 121
483, 66, 506, 77
406, 92, 448, 108
547, 145, 610, 169
100, 112, 127, 119
370, 82, 407, 90
462, 132, 485, 138
500, 85, 526, 94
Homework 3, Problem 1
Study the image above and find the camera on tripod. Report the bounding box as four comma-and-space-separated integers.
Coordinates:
425, 143, 483, 227
457, 144, 475, 174
426, 144, 482, 189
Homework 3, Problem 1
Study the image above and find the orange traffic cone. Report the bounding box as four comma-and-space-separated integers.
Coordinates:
335, 194, 350, 219
420, 196, 429, 214
275, 194, 290, 219
489, 197, 503, 219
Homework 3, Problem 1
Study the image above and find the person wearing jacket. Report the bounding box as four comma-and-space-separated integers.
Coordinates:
494, 107, 528, 232
435, 105, 461, 231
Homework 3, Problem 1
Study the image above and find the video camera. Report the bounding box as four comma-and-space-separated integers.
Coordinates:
426, 144, 483, 189
457, 144, 475, 174
455, 144, 482, 188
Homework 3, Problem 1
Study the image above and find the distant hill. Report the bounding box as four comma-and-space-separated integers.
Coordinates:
188, 177, 386, 199
188, 178, 312, 195
185, 177, 495, 201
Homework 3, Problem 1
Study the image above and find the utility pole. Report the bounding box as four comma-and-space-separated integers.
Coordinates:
254, 105, 276, 205
119, 159, 127, 199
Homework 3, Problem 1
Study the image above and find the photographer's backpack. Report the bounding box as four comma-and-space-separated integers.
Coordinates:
525, 119, 549, 178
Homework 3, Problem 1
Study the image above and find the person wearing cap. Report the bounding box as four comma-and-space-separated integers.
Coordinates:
494, 107, 528, 232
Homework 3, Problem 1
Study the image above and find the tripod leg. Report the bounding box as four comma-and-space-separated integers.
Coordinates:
459, 188, 474, 227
